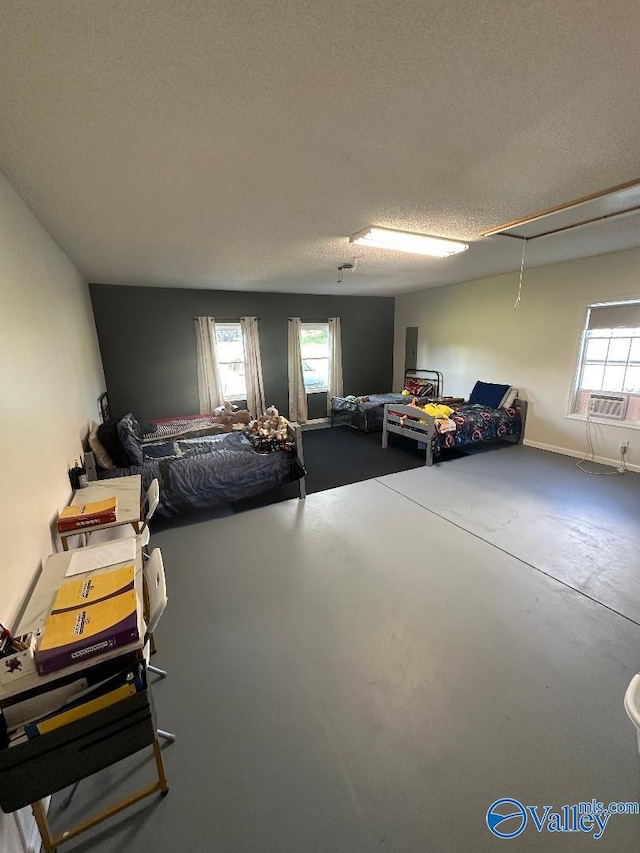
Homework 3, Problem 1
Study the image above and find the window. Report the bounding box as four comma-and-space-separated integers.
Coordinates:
215, 323, 246, 401
571, 301, 640, 422
300, 323, 329, 392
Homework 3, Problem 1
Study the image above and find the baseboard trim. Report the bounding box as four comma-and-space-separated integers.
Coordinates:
523, 439, 639, 473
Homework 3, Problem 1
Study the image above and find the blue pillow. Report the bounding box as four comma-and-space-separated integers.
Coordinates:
117, 413, 144, 466
469, 381, 510, 408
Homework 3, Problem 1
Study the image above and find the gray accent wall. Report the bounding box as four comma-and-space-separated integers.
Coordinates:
90, 284, 395, 420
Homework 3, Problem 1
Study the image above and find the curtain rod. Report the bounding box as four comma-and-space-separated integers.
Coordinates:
193, 317, 261, 322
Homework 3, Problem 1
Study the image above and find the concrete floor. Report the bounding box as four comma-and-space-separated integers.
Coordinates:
380, 444, 640, 622
51, 446, 640, 851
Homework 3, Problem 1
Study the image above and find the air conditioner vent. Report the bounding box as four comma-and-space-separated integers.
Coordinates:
588, 393, 628, 420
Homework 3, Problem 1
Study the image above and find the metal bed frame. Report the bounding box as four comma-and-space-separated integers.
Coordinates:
331, 369, 444, 432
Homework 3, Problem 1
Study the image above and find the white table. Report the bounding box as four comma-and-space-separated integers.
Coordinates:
60, 475, 142, 551
2, 540, 145, 701
0, 540, 168, 853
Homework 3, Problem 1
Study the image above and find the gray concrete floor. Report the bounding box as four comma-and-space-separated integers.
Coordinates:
51, 446, 640, 852
380, 444, 640, 622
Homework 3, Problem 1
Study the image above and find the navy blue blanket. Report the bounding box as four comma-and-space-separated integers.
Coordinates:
100, 431, 296, 517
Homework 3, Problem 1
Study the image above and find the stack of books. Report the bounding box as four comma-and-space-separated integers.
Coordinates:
57, 497, 117, 533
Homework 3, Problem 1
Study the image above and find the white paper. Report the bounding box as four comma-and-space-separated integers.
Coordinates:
66, 538, 137, 577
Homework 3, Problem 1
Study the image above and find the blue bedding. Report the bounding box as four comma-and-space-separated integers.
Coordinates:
100, 428, 297, 517
331, 393, 409, 432
432, 404, 521, 456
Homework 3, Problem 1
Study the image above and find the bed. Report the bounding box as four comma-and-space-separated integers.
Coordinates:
331, 369, 443, 433
382, 382, 527, 466
85, 395, 306, 517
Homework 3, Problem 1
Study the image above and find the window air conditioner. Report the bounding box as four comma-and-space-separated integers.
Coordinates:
588, 393, 628, 420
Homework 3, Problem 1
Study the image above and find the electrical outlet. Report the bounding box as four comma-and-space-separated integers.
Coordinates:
620, 440, 630, 454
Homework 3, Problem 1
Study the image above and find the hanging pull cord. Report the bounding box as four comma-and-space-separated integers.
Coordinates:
514, 237, 527, 311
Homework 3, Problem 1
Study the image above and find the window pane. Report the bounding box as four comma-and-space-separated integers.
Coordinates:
303, 358, 328, 390
623, 365, 640, 393
215, 325, 242, 344
607, 337, 631, 363
585, 336, 609, 361
300, 324, 329, 391
602, 365, 625, 392
215, 323, 246, 398
215, 325, 244, 365
218, 363, 246, 398
300, 326, 329, 360
581, 364, 604, 390
630, 338, 640, 362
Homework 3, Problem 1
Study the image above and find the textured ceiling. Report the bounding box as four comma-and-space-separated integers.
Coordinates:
1, 0, 640, 296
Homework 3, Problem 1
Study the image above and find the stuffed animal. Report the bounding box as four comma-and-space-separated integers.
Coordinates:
248, 406, 291, 441
212, 401, 252, 432
423, 403, 453, 419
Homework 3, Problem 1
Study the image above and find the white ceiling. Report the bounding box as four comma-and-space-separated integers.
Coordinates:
1, 0, 640, 296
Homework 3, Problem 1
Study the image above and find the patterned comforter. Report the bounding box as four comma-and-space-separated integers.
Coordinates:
432, 404, 521, 456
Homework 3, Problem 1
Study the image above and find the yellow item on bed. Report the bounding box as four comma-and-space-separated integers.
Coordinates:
423, 403, 453, 418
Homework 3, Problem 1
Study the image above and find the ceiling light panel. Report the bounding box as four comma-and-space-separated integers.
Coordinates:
349, 227, 469, 258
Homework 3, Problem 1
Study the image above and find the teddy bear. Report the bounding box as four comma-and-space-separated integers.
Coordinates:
248, 406, 290, 441
212, 401, 252, 432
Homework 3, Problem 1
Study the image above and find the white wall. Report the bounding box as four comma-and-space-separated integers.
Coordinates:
394, 247, 640, 468
0, 171, 105, 848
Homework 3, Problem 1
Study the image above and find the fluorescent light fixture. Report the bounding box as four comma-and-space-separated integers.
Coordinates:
349, 226, 469, 257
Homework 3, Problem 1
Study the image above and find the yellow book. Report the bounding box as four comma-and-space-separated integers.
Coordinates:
59, 498, 118, 521
35, 588, 139, 675
33, 683, 137, 735
51, 565, 135, 613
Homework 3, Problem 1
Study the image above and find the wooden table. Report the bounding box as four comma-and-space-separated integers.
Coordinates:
60, 475, 142, 551
0, 540, 169, 852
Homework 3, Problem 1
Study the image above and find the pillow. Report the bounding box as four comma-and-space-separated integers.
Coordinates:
117, 413, 144, 466
469, 381, 510, 408
138, 419, 158, 437
500, 386, 519, 408
97, 418, 131, 468
88, 421, 115, 470
404, 378, 435, 398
